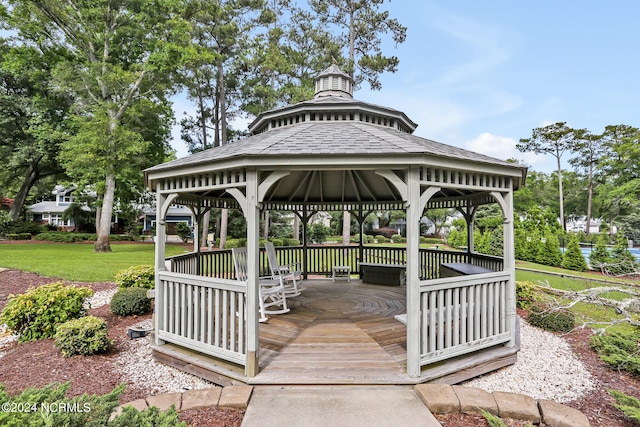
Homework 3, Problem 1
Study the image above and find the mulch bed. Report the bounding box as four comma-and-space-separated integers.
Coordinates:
0, 269, 638, 426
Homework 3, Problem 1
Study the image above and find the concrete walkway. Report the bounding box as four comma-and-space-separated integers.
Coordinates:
111, 384, 591, 427
241, 386, 440, 427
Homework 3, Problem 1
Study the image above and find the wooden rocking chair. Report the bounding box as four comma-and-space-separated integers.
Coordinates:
264, 241, 304, 297
232, 247, 289, 323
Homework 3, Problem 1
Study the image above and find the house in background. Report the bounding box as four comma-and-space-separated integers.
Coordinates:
141, 205, 194, 237
29, 185, 87, 231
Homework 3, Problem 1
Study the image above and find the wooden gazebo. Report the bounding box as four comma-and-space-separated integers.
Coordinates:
144, 64, 527, 385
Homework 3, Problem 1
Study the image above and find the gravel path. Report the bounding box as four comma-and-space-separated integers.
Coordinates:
463, 320, 596, 402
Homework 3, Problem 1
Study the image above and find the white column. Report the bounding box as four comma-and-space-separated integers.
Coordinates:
503, 189, 517, 347
245, 168, 260, 376
154, 191, 167, 346
406, 166, 421, 377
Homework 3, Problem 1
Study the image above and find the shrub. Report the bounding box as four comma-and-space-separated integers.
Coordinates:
54, 316, 111, 357
224, 238, 247, 249
419, 236, 428, 244
34, 232, 97, 242
269, 238, 283, 246
176, 222, 191, 243
391, 234, 402, 242
6, 233, 31, 240
110, 287, 152, 316
375, 235, 389, 243
282, 238, 300, 246
0, 283, 93, 342
0, 382, 175, 427
308, 223, 329, 243
110, 405, 185, 427
609, 390, 640, 422
561, 234, 588, 271
591, 331, 640, 377
515, 281, 538, 309
115, 265, 155, 289
527, 303, 574, 332
373, 227, 396, 238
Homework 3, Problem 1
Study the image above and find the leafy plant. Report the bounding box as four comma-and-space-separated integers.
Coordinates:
175, 222, 192, 243
115, 265, 155, 289
609, 390, 640, 422
591, 331, 640, 377
527, 303, 575, 333
515, 281, 538, 309
110, 287, 152, 316
480, 408, 507, 427
54, 316, 111, 357
0, 382, 135, 426
0, 283, 93, 342
110, 404, 186, 427
561, 234, 588, 271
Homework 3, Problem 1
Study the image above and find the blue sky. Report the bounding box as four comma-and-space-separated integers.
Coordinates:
170, 1, 640, 173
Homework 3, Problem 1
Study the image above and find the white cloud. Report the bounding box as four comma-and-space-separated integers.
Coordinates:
464, 132, 547, 168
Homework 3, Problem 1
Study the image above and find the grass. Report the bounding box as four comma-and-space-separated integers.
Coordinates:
0, 242, 188, 282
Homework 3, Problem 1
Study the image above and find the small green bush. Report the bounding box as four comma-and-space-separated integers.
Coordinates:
110, 287, 152, 316
110, 405, 186, 427
422, 237, 444, 244
224, 238, 247, 249
282, 238, 300, 246
176, 222, 192, 243
0, 382, 135, 426
591, 331, 640, 377
609, 390, 640, 422
515, 281, 538, 309
54, 315, 111, 357
375, 235, 389, 243
6, 233, 31, 240
419, 236, 428, 244
0, 283, 93, 342
115, 265, 155, 289
527, 303, 574, 332
269, 238, 283, 246
34, 232, 97, 242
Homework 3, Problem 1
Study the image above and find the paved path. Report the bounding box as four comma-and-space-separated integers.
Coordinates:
241, 386, 441, 427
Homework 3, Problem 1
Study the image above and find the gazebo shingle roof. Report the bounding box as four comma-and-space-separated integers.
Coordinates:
147, 121, 521, 173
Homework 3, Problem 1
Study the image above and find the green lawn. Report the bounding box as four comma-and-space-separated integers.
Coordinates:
0, 242, 188, 282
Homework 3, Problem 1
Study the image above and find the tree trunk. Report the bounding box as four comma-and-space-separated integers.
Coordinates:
9, 162, 40, 222
293, 214, 300, 241
219, 208, 228, 249
200, 210, 210, 247
342, 210, 351, 245
94, 173, 115, 252
556, 156, 565, 231
263, 211, 269, 240
586, 163, 594, 235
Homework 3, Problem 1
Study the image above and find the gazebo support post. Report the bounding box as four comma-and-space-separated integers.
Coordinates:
406, 166, 421, 377
245, 168, 260, 377
153, 191, 171, 346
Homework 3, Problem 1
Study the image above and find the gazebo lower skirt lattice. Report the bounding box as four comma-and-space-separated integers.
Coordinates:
151, 280, 519, 386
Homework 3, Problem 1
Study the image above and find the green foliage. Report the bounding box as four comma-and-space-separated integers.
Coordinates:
269, 238, 283, 247
224, 238, 247, 249
590, 235, 612, 271
561, 234, 588, 271
0, 283, 93, 342
607, 232, 639, 276
515, 281, 538, 309
609, 390, 640, 422
0, 211, 12, 236
538, 228, 562, 267
110, 288, 152, 316
54, 316, 111, 357
375, 235, 389, 243
591, 331, 640, 377
115, 265, 155, 289
309, 223, 329, 243
282, 238, 300, 246
6, 233, 31, 240
175, 222, 191, 243
528, 303, 575, 333
0, 381, 127, 426
480, 408, 507, 427
110, 404, 186, 427
34, 232, 97, 242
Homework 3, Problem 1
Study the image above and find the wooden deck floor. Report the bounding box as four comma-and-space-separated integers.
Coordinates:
152, 279, 519, 386
252, 280, 409, 384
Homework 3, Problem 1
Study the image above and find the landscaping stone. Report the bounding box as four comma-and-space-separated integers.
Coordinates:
182, 387, 222, 411
123, 398, 149, 412
493, 391, 540, 424
414, 383, 460, 413
219, 385, 253, 409
452, 385, 498, 416
146, 392, 182, 412
538, 399, 590, 427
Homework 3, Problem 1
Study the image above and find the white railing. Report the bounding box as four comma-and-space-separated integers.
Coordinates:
419, 272, 512, 366
156, 271, 247, 366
